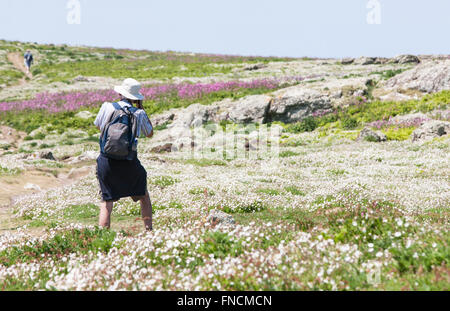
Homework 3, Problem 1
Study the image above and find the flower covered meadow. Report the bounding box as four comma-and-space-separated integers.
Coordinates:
0, 40, 448, 291
1, 131, 449, 290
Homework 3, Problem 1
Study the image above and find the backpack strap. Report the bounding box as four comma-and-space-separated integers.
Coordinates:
122, 106, 138, 141
100, 102, 123, 139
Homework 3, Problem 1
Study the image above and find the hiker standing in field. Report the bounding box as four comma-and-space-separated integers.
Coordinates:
94, 78, 154, 231
24, 50, 33, 73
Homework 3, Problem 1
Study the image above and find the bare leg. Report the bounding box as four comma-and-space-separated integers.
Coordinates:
99, 201, 114, 229
140, 191, 153, 231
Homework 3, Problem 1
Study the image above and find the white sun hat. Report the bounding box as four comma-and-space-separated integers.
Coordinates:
114, 78, 144, 100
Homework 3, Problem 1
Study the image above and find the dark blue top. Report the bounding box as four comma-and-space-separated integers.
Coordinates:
24, 52, 33, 64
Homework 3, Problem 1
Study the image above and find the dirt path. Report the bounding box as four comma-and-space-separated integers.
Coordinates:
0, 163, 94, 235
7, 52, 33, 82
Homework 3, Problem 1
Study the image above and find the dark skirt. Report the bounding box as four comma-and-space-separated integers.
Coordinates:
96, 154, 147, 202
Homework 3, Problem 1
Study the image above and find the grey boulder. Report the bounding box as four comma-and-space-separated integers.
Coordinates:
341, 58, 354, 65
39, 151, 56, 161
228, 95, 272, 124
412, 120, 450, 142
392, 55, 421, 64
354, 57, 376, 65
269, 86, 333, 123
357, 127, 387, 142
384, 60, 450, 93
206, 209, 236, 226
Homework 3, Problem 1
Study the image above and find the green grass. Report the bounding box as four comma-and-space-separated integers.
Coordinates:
233, 192, 449, 290
327, 169, 347, 176
370, 69, 406, 80
0, 228, 116, 267
381, 127, 416, 141
364, 134, 380, 142
23, 42, 292, 83
189, 187, 215, 196
279, 150, 300, 158
284, 186, 306, 196
283, 117, 317, 133
0, 143, 12, 150
184, 158, 227, 167
221, 201, 266, 214
37, 58, 233, 82
0, 166, 22, 176
199, 231, 244, 259
282, 90, 450, 134
151, 176, 179, 188
256, 188, 280, 196
343, 91, 449, 124
0, 69, 24, 86
63, 204, 99, 220
1, 193, 448, 290
2, 110, 96, 134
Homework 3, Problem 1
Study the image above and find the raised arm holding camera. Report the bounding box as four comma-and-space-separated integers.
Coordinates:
94, 78, 154, 231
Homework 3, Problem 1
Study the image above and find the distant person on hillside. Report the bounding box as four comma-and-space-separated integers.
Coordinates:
24, 50, 33, 73
94, 78, 154, 231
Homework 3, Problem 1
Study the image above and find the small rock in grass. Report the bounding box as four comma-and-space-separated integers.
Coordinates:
67, 166, 93, 180
357, 127, 387, 142
243, 63, 267, 71
67, 150, 98, 163
73, 75, 90, 82
206, 209, 235, 226
332, 90, 343, 99
151, 143, 173, 153
340, 58, 354, 65
75, 111, 95, 119
24, 183, 41, 191
39, 151, 56, 161
353, 89, 365, 97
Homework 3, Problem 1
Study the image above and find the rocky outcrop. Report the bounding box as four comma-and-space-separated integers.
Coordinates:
349, 55, 419, 66
150, 112, 175, 127
268, 87, 333, 123
151, 84, 335, 129
227, 95, 272, 124
384, 60, 450, 93
391, 55, 421, 64
411, 120, 450, 142
354, 57, 376, 65
357, 128, 387, 142
169, 103, 219, 128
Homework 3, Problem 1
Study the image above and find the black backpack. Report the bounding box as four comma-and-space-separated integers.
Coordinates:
100, 103, 138, 161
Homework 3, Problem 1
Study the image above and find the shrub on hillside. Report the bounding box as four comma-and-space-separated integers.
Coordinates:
341, 117, 359, 130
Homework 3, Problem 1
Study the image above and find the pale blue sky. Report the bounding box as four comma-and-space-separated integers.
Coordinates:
0, 0, 449, 58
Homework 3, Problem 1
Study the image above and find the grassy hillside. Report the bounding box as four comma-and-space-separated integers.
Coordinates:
0, 40, 293, 85
0, 40, 448, 291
